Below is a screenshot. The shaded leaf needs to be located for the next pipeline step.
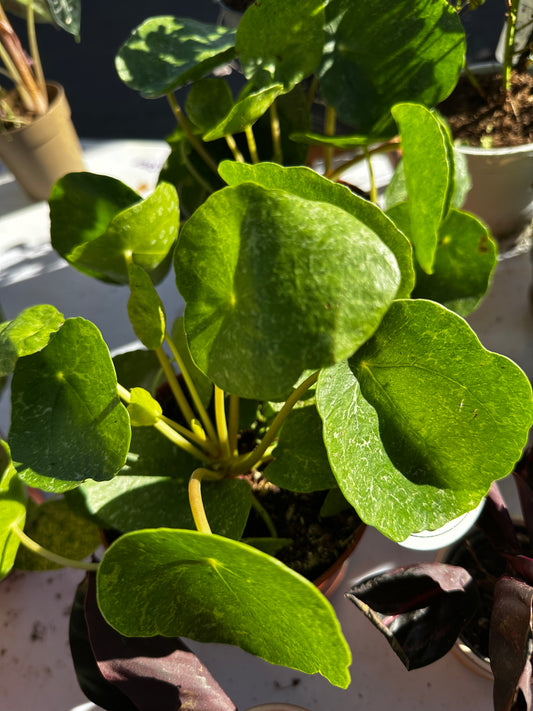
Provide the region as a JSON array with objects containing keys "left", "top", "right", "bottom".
[
  {"left": 127, "top": 264, "right": 166, "bottom": 350},
  {"left": 98, "top": 529, "right": 352, "bottom": 688},
  {"left": 346, "top": 562, "right": 478, "bottom": 669},
  {"left": 10, "top": 318, "right": 131, "bottom": 492},
  {"left": 186, "top": 78, "right": 234, "bottom": 132},
  {"left": 203, "top": 83, "right": 283, "bottom": 141},
  {"left": 116, "top": 17, "right": 237, "bottom": 98},
  {"left": 113, "top": 349, "right": 162, "bottom": 394},
  {"left": 170, "top": 317, "right": 213, "bottom": 409},
  {"left": 175, "top": 181, "right": 400, "bottom": 399}
]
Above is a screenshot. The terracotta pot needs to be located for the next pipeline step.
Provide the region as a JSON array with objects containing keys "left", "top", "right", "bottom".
[
  {"left": 0, "top": 82, "right": 85, "bottom": 201},
  {"left": 448, "top": 63, "right": 533, "bottom": 241}
]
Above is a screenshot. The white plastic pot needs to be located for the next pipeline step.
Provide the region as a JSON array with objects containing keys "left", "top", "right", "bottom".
[{"left": 452, "top": 63, "right": 533, "bottom": 240}]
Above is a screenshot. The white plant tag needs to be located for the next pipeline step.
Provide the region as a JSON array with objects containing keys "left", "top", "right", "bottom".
[{"left": 496, "top": 0, "right": 533, "bottom": 64}]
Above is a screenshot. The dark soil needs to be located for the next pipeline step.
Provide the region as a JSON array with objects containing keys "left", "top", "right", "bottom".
[
  {"left": 243, "top": 473, "right": 361, "bottom": 582},
  {"left": 439, "top": 69, "right": 533, "bottom": 147}
]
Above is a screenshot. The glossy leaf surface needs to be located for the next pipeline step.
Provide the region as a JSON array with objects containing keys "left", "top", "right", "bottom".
[
  {"left": 10, "top": 319, "right": 131, "bottom": 491},
  {"left": 127, "top": 388, "right": 162, "bottom": 427},
  {"left": 218, "top": 160, "right": 414, "bottom": 297},
  {"left": 127, "top": 264, "right": 166, "bottom": 350},
  {"left": 319, "top": 0, "right": 465, "bottom": 136},
  {"left": 50, "top": 174, "right": 178, "bottom": 284},
  {"left": 175, "top": 182, "right": 400, "bottom": 399},
  {"left": 317, "top": 300, "right": 533, "bottom": 541},
  {"left": 0, "top": 442, "right": 26, "bottom": 580},
  {"left": 0, "top": 304, "right": 64, "bottom": 377},
  {"left": 116, "top": 17, "right": 237, "bottom": 98},
  {"left": 236, "top": 0, "right": 325, "bottom": 91},
  {"left": 98, "top": 529, "right": 351, "bottom": 688}
]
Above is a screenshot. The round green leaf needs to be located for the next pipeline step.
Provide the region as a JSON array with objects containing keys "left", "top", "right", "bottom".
[
  {"left": 50, "top": 174, "right": 179, "bottom": 284},
  {"left": 15, "top": 498, "right": 100, "bottom": 571},
  {"left": 218, "top": 160, "right": 414, "bottom": 297},
  {"left": 318, "top": 0, "right": 465, "bottom": 136},
  {"left": 317, "top": 301, "right": 533, "bottom": 541},
  {"left": 97, "top": 529, "right": 351, "bottom": 688},
  {"left": 203, "top": 83, "right": 283, "bottom": 141},
  {"left": 0, "top": 304, "right": 64, "bottom": 377},
  {"left": 235, "top": 0, "right": 325, "bottom": 91},
  {"left": 0, "top": 441, "right": 27, "bottom": 580},
  {"left": 175, "top": 182, "right": 400, "bottom": 399},
  {"left": 127, "top": 264, "right": 166, "bottom": 350},
  {"left": 185, "top": 78, "right": 234, "bottom": 133},
  {"left": 10, "top": 318, "right": 131, "bottom": 491},
  {"left": 116, "top": 17, "right": 237, "bottom": 98}
]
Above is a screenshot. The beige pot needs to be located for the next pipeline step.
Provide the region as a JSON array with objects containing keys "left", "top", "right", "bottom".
[{"left": 0, "top": 82, "right": 85, "bottom": 201}]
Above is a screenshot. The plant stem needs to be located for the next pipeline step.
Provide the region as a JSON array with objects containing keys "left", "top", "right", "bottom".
[
  {"left": 189, "top": 468, "right": 222, "bottom": 534},
  {"left": 364, "top": 147, "right": 377, "bottom": 203},
  {"left": 26, "top": 0, "right": 45, "bottom": 100},
  {"left": 214, "top": 386, "right": 232, "bottom": 459},
  {"left": 225, "top": 133, "right": 245, "bottom": 162},
  {"left": 155, "top": 346, "right": 198, "bottom": 432},
  {"left": 269, "top": 102, "right": 283, "bottom": 163},
  {"left": 325, "top": 139, "right": 399, "bottom": 182},
  {"left": 232, "top": 370, "right": 320, "bottom": 475},
  {"left": 158, "top": 413, "right": 218, "bottom": 453},
  {"left": 250, "top": 493, "right": 278, "bottom": 537},
  {"left": 245, "top": 124, "right": 259, "bottom": 163},
  {"left": 165, "top": 332, "right": 218, "bottom": 443},
  {"left": 503, "top": 0, "right": 520, "bottom": 92},
  {"left": 228, "top": 394, "right": 240, "bottom": 455},
  {"left": 166, "top": 92, "right": 219, "bottom": 175},
  {"left": 306, "top": 75, "right": 319, "bottom": 109},
  {"left": 12, "top": 525, "right": 99, "bottom": 571},
  {"left": 324, "top": 106, "right": 336, "bottom": 175},
  {"left": 117, "top": 383, "right": 207, "bottom": 461},
  {"left": 179, "top": 141, "right": 216, "bottom": 194}
]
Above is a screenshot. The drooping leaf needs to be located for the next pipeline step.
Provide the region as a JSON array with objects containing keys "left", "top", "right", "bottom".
[
  {"left": 388, "top": 205, "right": 497, "bottom": 316},
  {"left": 346, "top": 563, "right": 479, "bottom": 669},
  {"left": 391, "top": 103, "right": 454, "bottom": 274},
  {"left": 0, "top": 441, "right": 26, "bottom": 580},
  {"left": 71, "top": 573, "right": 238, "bottom": 711},
  {"left": 265, "top": 405, "right": 336, "bottom": 492},
  {"left": 45, "top": 0, "right": 81, "bottom": 35},
  {"left": 50, "top": 174, "right": 179, "bottom": 284},
  {"left": 186, "top": 78, "right": 235, "bottom": 133},
  {"left": 115, "top": 17, "right": 237, "bottom": 98},
  {"left": 10, "top": 318, "right": 131, "bottom": 492},
  {"left": 318, "top": 0, "right": 465, "bottom": 136},
  {"left": 0, "top": 304, "right": 64, "bottom": 377},
  {"left": 218, "top": 160, "right": 414, "bottom": 297},
  {"left": 15, "top": 497, "right": 100, "bottom": 570},
  {"left": 491, "top": 577, "right": 533, "bottom": 711},
  {"left": 289, "top": 130, "right": 392, "bottom": 150},
  {"left": 316, "top": 300, "right": 533, "bottom": 541},
  {"left": 97, "top": 529, "right": 351, "bottom": 688},
  {"left": 175, "top": 181, "right": 400, "bottom": 399},
  {"left": 127, "top": 264, "right": 166, "bottom": 350},
  {"left": 235, "top": 0, "right": 325, "bottom": 91},
  {"left": 127, "top": 388, "right": 163, "bottom": 427}
]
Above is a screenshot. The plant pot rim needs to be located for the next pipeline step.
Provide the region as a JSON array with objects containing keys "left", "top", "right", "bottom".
[
  {"left": 454, "top": 61, "right": 533, "bottom": 156},
  {"left": 2, "top": 81, "right": 64, "bottom": 138}
]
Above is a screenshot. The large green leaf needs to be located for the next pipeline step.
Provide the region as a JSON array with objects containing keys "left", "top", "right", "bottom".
[
  {"left": 175, "top": 182, "right": 400, "bottom": 400},
  {"left": 50, "top": 174, "right": 179, "bottom": 284},
  {"left": 391, "top": 103, "right": 454, "bottom": 274},
  {"left": 316, "top": 300, "right": 533, "bottom": 541},
  {"left": 0, "top": 441, "right": 26, "bottom": 580},
  {"left": 0, "top": 304, "right": 64, "bottom": 377},
  {"left": 219, "top": 160, "right": 413, "bottom": 298},
  {"left": 265, "top": 405, "right": 336, "bottom": 492},
  {"left": 70, "top": 474, "right": 251, "bottom": 540},
  {"left": 389, "top": 205, "right": 497, "bottom": 317},
  {"left": 15, "top": 498, "right": 100, "bottom": 570},
  {"left": 97, "top": 529, "right": 351, "bottom": 687},
  {"left": 318, "top": 0, "right": 465, "bottom": 136},
  {"left": 127, "top": 264, "right": 166, "bottom": 350},
  {"left": 9, "top": 318, "right": 131, "bottom": 492},
  {"left": 235, "top": 0, "right": 325, "bottom": 91},
  {"left": 115, "top": 17, "right": 237, "bottom": 98}
]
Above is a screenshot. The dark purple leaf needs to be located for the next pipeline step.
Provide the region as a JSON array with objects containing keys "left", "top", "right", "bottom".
[
  {"left": 514, "top": 448, "right": 533, "bottom": 547},
  {"left": 477, "top": 483, "right": 519, "bottom": 554},
  {"left": 346, "top": 563, "right": 478, "bottom": 670},
  {"left": 490, "top": 577, "right": 533, "bottom": 711},
  {"left": 506, "top": 555, "right": 533, "bottom": 587},
  {"left": 73, "top": 572, "right": 237, "bottom": 711}
]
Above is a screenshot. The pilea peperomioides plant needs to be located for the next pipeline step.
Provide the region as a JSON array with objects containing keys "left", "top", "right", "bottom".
[{"left": 1, "top": 1, "right": 533, "bottom": 707}]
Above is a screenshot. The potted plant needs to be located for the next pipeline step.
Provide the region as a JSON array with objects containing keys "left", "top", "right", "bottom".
[
  {"left": 1, "top": 0, "right": 532, "bottom": 708},
  {"left": 346, "top": 449, "right": 533, "bottom": 711},
  {"left": 0, "top": 0, "right": 84, "bottom": 200},
  {"left": 437, "top": 0, "right": 533, "bottom": 240}
]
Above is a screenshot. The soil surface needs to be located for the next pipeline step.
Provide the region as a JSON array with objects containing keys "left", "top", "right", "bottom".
[{"left": 439, "top": 69, "right": 533, "bottom": 147}]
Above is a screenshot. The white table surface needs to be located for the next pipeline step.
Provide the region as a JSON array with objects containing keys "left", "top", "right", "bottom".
[{"left": 1, "top": 140, "right": 532, "bottom": 711}]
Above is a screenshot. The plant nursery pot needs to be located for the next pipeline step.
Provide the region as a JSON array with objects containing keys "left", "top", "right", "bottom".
[
  {"left": 0, "top": 82, "right": 85, "bottom": 201},
  {"left": 440, "top": 63, "right": 533, "bottom": 241}
]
